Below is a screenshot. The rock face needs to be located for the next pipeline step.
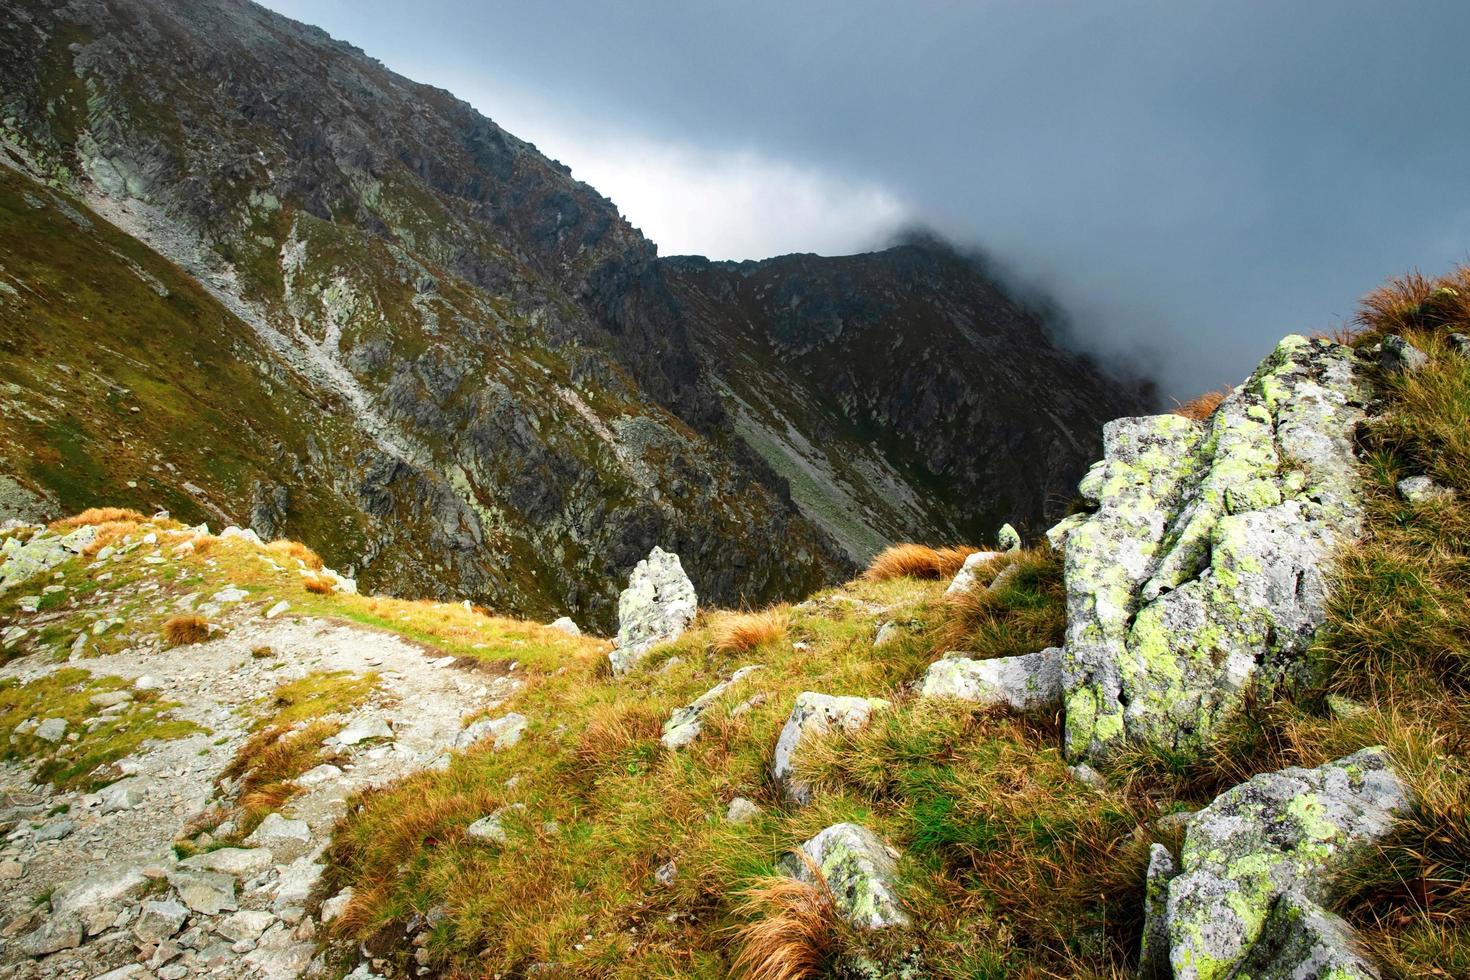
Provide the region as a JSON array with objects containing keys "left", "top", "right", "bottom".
[
  {"left": 610, "top": 548, "right": 698, "bottom": 674},
  {"left": 1058, "top": 336, "right": 1371, "bottom": 763},
  {"left": 1232, "top": 892, "right": 1381, "bottom": 980},
  {"left": 779, "top": 823, "right": 910, "bottom": 929},
  {"left": 917, "top": 648, "right": 1062, "bottom": 711},
  {"left": 772, "top": 693, "right": 888, "bottom": 803},
  {"left": 1157, "top": 748, "right": 1409, "bottom": 980},
  {"left": 663, "top": 242, "right": 1152, "bottom": 562},
  {"left": 0, "top": 527, "right": 96, "bottom": 593}
]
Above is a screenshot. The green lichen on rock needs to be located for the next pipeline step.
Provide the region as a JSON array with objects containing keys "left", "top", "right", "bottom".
[
  {"left": 1165, "top": 748, "right": 1408, "bottom": 980},
  {"left": 1055, "top": 336, "right": 1371, "bottom": 762},
  {"left": 779, "top": 822, "right": 910, "bottom": 930}
]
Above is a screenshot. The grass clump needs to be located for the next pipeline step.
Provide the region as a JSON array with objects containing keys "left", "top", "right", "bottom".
[
  {"left": 939, "top": 547, "right": 1066, "bottom": 659},
  {"left": 161, "top": 614, "right": 210, "bottom": 647},
  {"left": 731, "top": 871, "right": 841, "bottom": 980},
  {"left": 863, "top": 543, "right": 977, "bottom": 583},
  {"left": 262, "top": 670, "right": 378, "bottom": 727},
  {"left": 1171, "top": 386, "right": 1232, "bottom": 421},
  {"left": 302, "top": 574, "right": 334, "bottom": 595},
  {"left": 48, "top": 507, "right": 148, "bottom": 531},
  {"left": 266, "top": 538, "right": 323, "bottom": 570},
  {"left": 712, "top": 607, "right": 790, "bottom": 654}
]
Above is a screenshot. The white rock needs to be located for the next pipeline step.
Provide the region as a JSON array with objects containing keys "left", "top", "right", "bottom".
[
  {"left": 296, "top": 764, "right": 344, "bottom": 787},
  {"left": 330, "top": 716, "right": 392, "bottom": 747},
  {"left": 944, "top": 551, "right": 1002, "bottom": 595},
  {"left": 220, "top": 526, "right": 264, "bottom": 546},
  {"left": 245, "top": 814, "right": 312, "bottom": 862},
  {"left": 133, "top": 899, "right": 188, "bottom": 944},
  {"left": 264, "top": 600, "right": 290, "bottom": 619},
  {"left": 319, "top": 887, "right": 354, "bottom": 925},
  {"left": 134, "top": 674, "right": 161, "bottom": 691},
  {"left": 218, "top": 909, "right": 276, "bottom": 943},
  {"left": 465, "top": 804, "right": 526, "bottom": 845},
  {"left": 167, "top": 868, "right": 238, "bottom": 915},
  {"left": 181, "top": 847, "right": 275, "bottom": 877},
  {"left": 917, "top": 648, "right": 1063, "bottom": 712},
  {"left": 548, "top": 616, "right": 581, "bottom": 636},
  {"left": 453, "top": 712, "right": 527, "bottom": 751},
  {"left": 773, "top": 692, "right": 888, "bottom": 803},
  {"left": 660, "top": 665, "right": 763, "bottom": 750},
  {"left": 609, "top": 547, "right": 697, "bottom": 674},
  {"left": 98, "top": 778, "right": 147, "bottom": 814},
  {"left": 725, "top": 797, "right": 761, "bottom": 825},
  {"left": 34, "top": 717, "right": 67, "bottom": 743},
  {"left": 1397, "top": 474, "right": 1451, "bottom": 504}
]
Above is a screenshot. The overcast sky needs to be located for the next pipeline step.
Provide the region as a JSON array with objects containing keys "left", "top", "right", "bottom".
[{"left": 262, "top": 0, "right": 1470, "bottom": 396}]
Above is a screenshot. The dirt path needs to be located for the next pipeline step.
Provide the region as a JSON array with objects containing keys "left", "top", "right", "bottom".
[{"left": 0, "top": 611, "right": 521, "bottom": 979}]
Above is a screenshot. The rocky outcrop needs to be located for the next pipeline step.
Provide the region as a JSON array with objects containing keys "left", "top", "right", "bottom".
[
  {"left": 1150, "top": 747, "right": 1409, "bottom": 980},
  {"left": 916, "top": 648, "right": 1062, "bottom": 711},
  {"left": 610, "top": 548, "right": 698, "bottom": 674},
  {"left": 1231, "top": 892, "right": 1381, "bottom": 979},
  {"left": 0, "top": 526, "right": 96, "bottom": 593},
  {"left": 1058, "top": 336, "right": 1371, "bottom": 763},
  {"left": 778, "top": 823, "right": 910, "bottom": 929},
  {"left": 943, "top": 551, "right": 1002, "bottom": 596},
  {"left": 773, "top": 693, "right": 888, "bottom": 803}
]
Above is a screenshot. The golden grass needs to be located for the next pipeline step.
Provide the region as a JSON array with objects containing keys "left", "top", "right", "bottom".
[
  {"left": 302, "top": 574, "right": 334, "bottom": 595},
  {"left": 712, "top": 607, "right": 790, "bottom": 654},
  {"left": 49, "top": 507, "right": 147, "bottom": 531},
  {"left": 161, "top": 614, "right": 209, "bottom": 647},
  {"left": 266, "top": 538, "right": 323, "bottom": 570},
  {"left": 938, "top": 547, "right": 1067, "bottom": 659},
  {"left": 731, "top": 868, "right": 840, "bottom": 980},
  {"left": 79, "top": 520, "right": 141, "bottom": 558},
  {"left": 223, "top": 719, "right": 339, "bottom": 831},
  {"left": 862, "top": 543, "right": 978, "bottom": 582},
  {"left": 1171, "top": 386, "right": 1232, "bottom": 421}
]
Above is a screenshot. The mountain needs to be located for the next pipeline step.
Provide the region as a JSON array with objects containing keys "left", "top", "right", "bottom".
[
  {"left": 0, "top": 0, "right": 1145, "bottom": 627},
  {"left": 665, "top": 241, "right": 1151, "bottom": 559}
]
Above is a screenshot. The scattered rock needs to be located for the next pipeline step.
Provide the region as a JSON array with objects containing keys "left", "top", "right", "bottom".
[
  {"left": 133, "top": 898, "right": 188, "bottom": 944},
  {"left": 725, "top": 797, "right": 761, "bottom": 825},
  {"left": 167, "top": 867, "right": 239, "bottom": 915},
  {"left": 34, "top": 818, "right": 75, "bottom": 841},
  {"left": 1164, "top": 747, "right": 1409, "bottom": 979},
  {"left": 1397, "top": 474, "right": 1451, "bottom": 504},
  {"left": 654, "top": 860, "right": 677, "bottom": 887},
  {"left": 609, "top": 547, "right": 698, "bottom": 674},
  {"left": 661, "top": 665, "right": 763, "bottom": 750},
  {"left": 180, "top": 847, "right": 275, "bottom": 877},
  {"left": 453, "top": 712, "right": 528, "bottom": 751},
  {"left": 244, "top": 813, "right": 312, "bottom": 862},
  {"left": 20, "top": 914, "right": 85, "bottom": 957},
  {"left": 1381, "top": 333, "right": 1428, "bottom": 373},
  {"left": 1068, "top": 763, "right": 1107, "bottom": 790},
  {"left": 872, "top": 621, "right": 899, "bottom": 647},
  {"left": 98, "top": 778, "right": 147, "bottom": 814},
  {"left": 917, "top": 648, "right": 1062, "bottom": 712},
  {"left": 34, "top": 717, "right": 68, "bottom": 743},
  {"left": 944, "top": 551, "right": 1002, "bottom": 596},
  {"left": 217, "top": 909, "right": 276, "bottom": 943},
  {"left": 0, "top": 859, "right": 24, "bottom": 880},
  {"left": 1448, "top": 332, "right": 1470, "bottom": 358},
  {"left": 548, "top": 616, "right": 581, "bottom": 636},
  {"left": 320, "top": 887, "right": 354, "bottom": 924},
  {"left": 773, "top": 693, "right": 888, "bottom": 803},
  {"left": 296, "top": 763, "right": 344, "bottom": 787},
  {"left": 330, "top": 716, "right": 393, "bottom": 747},
  {"left": 264, "top": 600, "right": 290, "bottom": 619},
  {"left": 997, "top": 523, "right": 1022, "bottom": 552},
  {"left": 465, "top": 804, "right": 526, "bottom": 845},
  {"left": 779, "top": 823, "right": 910, "bottom": 929}
]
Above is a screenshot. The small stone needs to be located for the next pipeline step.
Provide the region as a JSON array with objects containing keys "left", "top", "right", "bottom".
[
  {"left": 547, "top": 616, "right": 581, "bottom": 637},
  {"left": 453, "top": 712, "right": 527, "bottom": 751},
  {"left": 0, "top": 859, "right": 23, "bottom": 879},
  {"left": 89, "top": 691, "right": 133, "bottom": 708},
  {"left": 319, "top": 887, "right": 354, "bottom": 924},
  {"left": 1381, "top": 333, "right": 1428, "bottom": 373},
  {"left": 872, "top": 622, "right": 899, "bottom": 648},
  {"left": 217, "top": 909, "right": 276, "bottom": 943},
  {"left": 180, "top": 847, "right": 275, "bottom": 877},
  {"left": 264, "top": 600, "right": 290, "bottom": 619},
  {"left": 1068, "top": 763, "right": 1107, "bottom": 790},
  {"left": 1138, "top": 844, "right": 1176, "bottom": 979},
  {"left": 944, "top": 551, "right": 1002, "bottom": 595},
  {"left": 133, "top": 899, "right": 188, "bottom": 944},
  {"left": 20, "top": 914, "right": 85, "bottom": 956},
  {"left": 245, "top": 813, "right": 312, "bottom": 862},
  {"left": 917, "top": 648, "right": 1062, "bottom": 712},
  {"left": 99, "top": 778, "right": 147, "bottom": 814},
  {"left": 654, "top": 860, "right": 677, "bottom": 887},
  {"left": 34, "top": 718, "right": 67, "bottom": 743},
  {"left": 1448, "top": 332, "right": 1470, "bottom": 358},
  {"left": 330, "top": 716, "right": 392, "bottom": 747},
  {"left": 167, "top": 868, "right": 238, "bottom": 915},
  {"left": 135, "top": 675, "right": 160, "bottom": 691},
  {"left": 1397, "top": 474, "right": 1451, "bottom": 504},
  {"left": 465, "top": 804, "right": 525, "bottom": 844},
  {"left": 725, "top": 797, "right": 761, "bottom": 825},
  {"left": 997, "top": 523, "right": 1022, "bottom": 551},
  {"left": 34, "top": 818, "right": 75, "bottom": 841},
  {"left": 296, "top": 763, "right": 343, "bottom": 786}
]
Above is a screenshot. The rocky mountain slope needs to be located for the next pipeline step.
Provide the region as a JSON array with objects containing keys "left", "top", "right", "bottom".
[
  {"left": 665, "top": 241, "right": 1149, "bottom": 559},
  {"left": 0, "top": 271, "right": 1466, "bottom": 978},
  {"left": 0, "top": 0, "right": 1143, "bottom": 626}
]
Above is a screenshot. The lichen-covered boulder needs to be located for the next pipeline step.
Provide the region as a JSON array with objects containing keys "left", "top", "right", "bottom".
[
  {"left": 1233, "top": 892, "right": 1381, "bottom": 979},
  {"left": 997, "top": 523, "right": 1022, "bottom": 552},
  {"left": 609, "top": 547, "right": 698, "bottom": 675},
  {"left": 773, "top": 692, "right": 888, "bottom": 803},
  {"left": 1165, "top": 747, "right": 1408, "bottom": 980},
  {"left": 1139, "top": 843, "right": 1176, "bottom": 980},
  {"left": 1380, "top": 333, "right": 1427, "bottom": 374},
  {"left": 779, "top": 823, "right": 910, "bottom": 929},
  {"left": 1059, "top": 336, "right": 1369, "bottom": 763},
  {"left": 661, "top": 664, "right": 762, "bottom": 749},
  {"left": 0, "top": 526, "right": 96, "bottom": 593},
  {"left": 916, "top": 648, "right": 1061, "bottom": 712},
  {"left": 944, "top": 551, "right": 1001, "bottom": 595}
]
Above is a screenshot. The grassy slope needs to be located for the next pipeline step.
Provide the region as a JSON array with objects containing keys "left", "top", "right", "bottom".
[{"left": 2, "top": 268, "right": 1467, "bottom": 978}]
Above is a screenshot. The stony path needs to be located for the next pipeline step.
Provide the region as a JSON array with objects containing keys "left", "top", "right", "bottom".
[{"left": 0, "top": 612, "right": 520, "bottom": 979}]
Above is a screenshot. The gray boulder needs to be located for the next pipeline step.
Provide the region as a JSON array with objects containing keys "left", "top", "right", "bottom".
[
  {"left": 1397, "top": 475, "right": 1451, "bottom": 504},
  {"left": 609, "top": 547, "right": 698, "bottom": 674},
  {"left": 779, "top": 823, "right": 909, "bottom": 929},
  {"left": 1165, "top": 747, "right": 1408, "bottom": 980},
  {"left": 997, "top": 523, "right": 1022, "bottom": 552},
  {"left": 244, "top": 813, "right": 312, "bottom": 862},
  {"left": 1139, "top": 844, "right": 1176, "bottom": 979},
  {"left": 548, "top": 616, "right": 581, "bottom": 637},
  {"left": 1058, "top": 336, "right": 1369, "bottom": 763},
  {"left": 180, "top": 847, "right": 273, "bottom": 877},
  {"left": 944, "top": 551, "right": 1001, "bottom": 596},
  {"left": 773, "top": 693, "right": 888, "bottom": 803},
  {"left": 167, "top": 868, "right": 238, "bottom": 915},
  {"left": 20, "top": 914, "right": 85, "bottom": 957},
  {"left": 133, "top": 899, "right": 188, "bottom": 944},
  {"left": 661, "top": 665, "right": 762, "bottom": 749},
  {"left": 916, "top": 648, "right": 1062, "bottom": 712}
]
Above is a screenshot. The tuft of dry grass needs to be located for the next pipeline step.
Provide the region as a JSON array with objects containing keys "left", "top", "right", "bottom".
[
  {"left": 302, "top": 575, "right": 334, "bottom": 595},
  {"left": 713, "top": 608, "right": 790, "bottom": 654},
  {"left": 266, "top": 538, "right": 323, "bottom": 570},
  {"left": 80, "top": 520, "right": 141, "bottom": 558},
  {"left": 161, "top": 614, "right": 210, "bottom": 647},
  {"left": 49, "top": 507, "right": 147, "bottom": 531},
  {"left": 1171, "top": 386, "right": 1232, "bottom": 421},
  {"left": 938, "top": 547, "right": 1067, "bottom": 659},
  {"left": 863, "top": 544, "right": 978, "bottom": 583},
  {"left": 223, "top": 719, "right": 339, "bottom": 831},
  {"left": 731, "top": 868, "right": 841, "bottom": 980}
]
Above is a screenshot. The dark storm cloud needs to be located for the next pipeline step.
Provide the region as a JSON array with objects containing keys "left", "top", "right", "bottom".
[{"left": 262, "top": 0, "right": 1470, "bottom": 396}]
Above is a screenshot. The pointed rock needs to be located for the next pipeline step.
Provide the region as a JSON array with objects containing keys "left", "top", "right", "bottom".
[{"left": 609, "top": 547, "right": 697, "bottom": 675}]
